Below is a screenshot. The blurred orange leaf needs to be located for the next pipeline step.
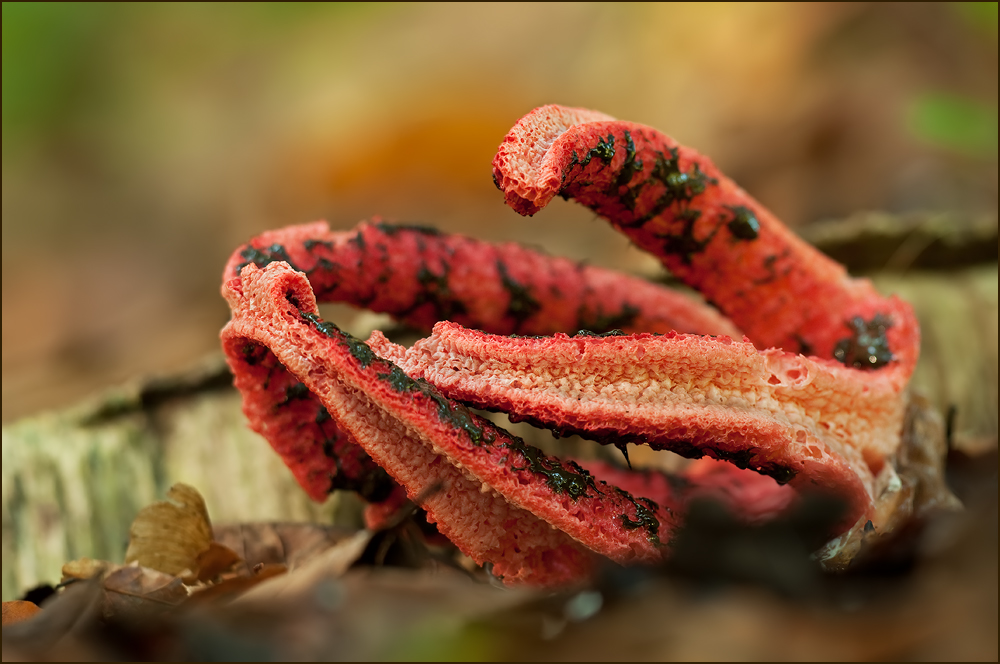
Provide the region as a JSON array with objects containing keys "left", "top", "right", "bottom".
[
  {"left": 2, "top": 600, "right": 41, "bottom": 626},
  {"left": 194, "top": 541, "right": 242, "bottom": 583}
]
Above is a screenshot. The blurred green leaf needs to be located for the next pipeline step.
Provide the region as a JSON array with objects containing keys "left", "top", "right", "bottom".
[
  {"left": 379, "top": 618, "right": 498, "bottom": 662},
  {"left": 1, "top": 3, "right": 382, "bottom": 150},
  {"left": 245, "top": 2, "right": 376, "bottom": 24},
  {"left": 1, "top": 2, "right": 117, "bottom": 141},
  {"left": 906, "top": 92, "right": 999, "bottom": 157},
  {"left": 954, "top": 2, "right": 999, "bottom": 39}
]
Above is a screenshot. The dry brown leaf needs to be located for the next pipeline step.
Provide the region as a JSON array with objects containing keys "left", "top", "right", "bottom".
[
  {"left": 101, "top": 564, "right": 189, "bottom": 620},
  {"left": 125, "top": 483, "right": 213, "bottom": 580},
  {"left": 0, "top": 578, "right": 104, "bottom": 659},
  {"left": 187, "top": 563, "right": 288, "bottom": 605},
  {"left": 194, "top": 542, "right": 242, "bottom": 583},
  {"left": 212, "top": 522, "right": 357, "bottom": 573},
  {"left": 61, "top": 557, "right": 121, "bottom": 583},
  {"left": 2, "top": 600, "right": 41, "bottom": 625},
  {"left": 252, "top": 563, "right": 289, "bottom": 579},
  {"left": 232, "top": 529, "right": 372, "bottom": 605}
]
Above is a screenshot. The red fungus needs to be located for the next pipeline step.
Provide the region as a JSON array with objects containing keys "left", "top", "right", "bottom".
[
  {"left": 493, "top": 105, "right": 919, "bottom": 464},
  {"left": 377, "top": 321, "right": 876, "bottom": 531},
  {"left": 223, "top": 220, "right": 738, "bottom": 338},
  {"left": 220, "top": 105, "right": 921, "bottom": 586},
  {"left": 223, "top": 262, "right": 691, "bottom": 584}
]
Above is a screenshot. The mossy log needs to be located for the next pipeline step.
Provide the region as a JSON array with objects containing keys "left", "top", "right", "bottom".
[{"left": 1, "top": 357, "right": 364, "bottom": 601}]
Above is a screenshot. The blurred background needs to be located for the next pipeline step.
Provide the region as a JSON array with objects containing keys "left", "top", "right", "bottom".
[{"left": 3, "top": 2, "right": 998, "bottom": 422}]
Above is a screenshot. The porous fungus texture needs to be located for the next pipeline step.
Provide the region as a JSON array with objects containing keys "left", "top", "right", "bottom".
[{"left": 382, "top": 321, "right": 879, "bottom": 527}]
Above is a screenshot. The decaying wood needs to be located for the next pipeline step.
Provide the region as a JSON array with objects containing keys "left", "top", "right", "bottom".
[
  {"left": 1, "top": 356, "right": 362, "bottom": 601},
  {"left": 800, "top": 210, "right": 998, "bottom": 272}
]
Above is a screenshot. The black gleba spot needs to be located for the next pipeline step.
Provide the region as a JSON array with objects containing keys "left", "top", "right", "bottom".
[
  {"left": 617, "top": 488, "right": 662, "bottom": 546},
  {"left": 725, "top": 205, "right": 760, "bottom": 240},
  {"left": 496, "top": 260, "right": 541, "bottom": 327},
  {"left": 236, "top": 243, "right": 300, "bottom": 274},
  {"left": 508, "top": 443, "right": 600, "bottom": 500},
  {"left": 833, "top": 314, "right": 894, "bottom": 370}
]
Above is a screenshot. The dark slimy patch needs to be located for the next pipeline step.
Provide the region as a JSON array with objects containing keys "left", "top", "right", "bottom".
[
  {"left": 323, "top": 433, "right": 396, "bottom": 501},
  {"left": 373, "top": 222, "right": 444, "bottom": 237},
  {"left": 574, "top": 329, "right": 627, "bottom": 338},
  {"left": 350, "top": 467, "right": 396, "bottom": 503},
  {"left": 241, "top": 342, "right": 269, "bottom": 367},
  {"left": 752, "top": 249, "right": 791, "bottom": 287},
  {"left": 725, "top": 206, "right": 760, "bottom": 240},
  {"left": 833, "top": 314, "right": 894, "bottom": 370},
  {"left": 650, "top": 148, "right": 717, "bottom": 204},
  {"left": 583, "top": 303, "right": 640, "bottom": 333},
  {"left": 380, "top": 366, "right": 499, "bottom": 448},
  {"left": 236, "top": 243, "right": 301, "bottom": 274},
  {"left": 428, "top": 388, "right": 496, "bottom": 446},
  {"left": 615, "top": 441, "right": 632, "bottom": 469},
  {"left": 709, "top": 446, "right": 755, "bottom": 470},
  {"left": 278, "top": 382, "right": 311, "bottom": 407},
  {"left": 614, "top": 131, "right": 644, "bottom": 193},
  {"left": 496, "top": 260, "right": 541, "bottom": 327},
  {"left": 662, "top": 439, "right": 706, "bottom": 461},
  {"left": 755, "top": 462, "right": 797, "bottom": 485},
  {"left": 310, "top": 257, "right": 338, "bottom": 277},
  {"left": 299, "top": 305, "right": 501, "bottom": 449},
  {"left": 237, "top": 332, "right": 397, "bottom": 504},
  {"left": 619, "top": 147, "right": 720, "bottom": 230},
  {"left": 558, "top": 133, "right": 616, "bottom": 191},
  {"left": 342, "top": 335, "right": 379, "bottom": 369},
  {"left": 793, "top": 335, "right": 814, "bottom": 357},
  {"left": 299, "top": 310, "right": 341, "bottom": 338},
  {"left": 348, "top": 231, "right": 367, "bottom": 251},
  {"left": 616, "top": 488, "right": 662, "bottom": 545},
  {"left": 316, "top": 407, "right": 332, "bottom": 425},
  {"left": 378, "top": 365, "right": 418, "bottom": 394},
  {"left": 655, "top": 208, "right": 719, "bottom": 265},
  {"left": 304, "top": 239, "right": 334, "bottom": 252},
  {"left": 579, "top": 132, "right": 616, "bottom": 168},
  {"left": 559, "top": 152, "right": 580, "bottom": 190},
  {"left": 667, "top": 442, "right": 771, "bottom": 478},
  {"left": 298, "top": 310, "right": 380, "bottom": 369},
  {"left": 507, "top": 442, "right": 601, "bottom": 500},
  {"left": 410, "top": 264, "right": 468, "bottom": 321}
]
